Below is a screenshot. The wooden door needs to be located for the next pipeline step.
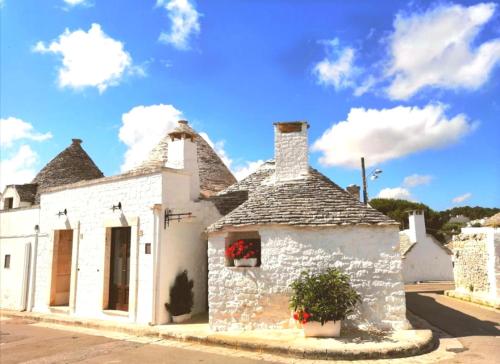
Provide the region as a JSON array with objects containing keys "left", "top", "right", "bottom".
[
  {"left": 50, "top": 230, "right": 73, "bottom": 306},
  {"left": 108, "top": 227, "right": 131, "bottom": 311}
]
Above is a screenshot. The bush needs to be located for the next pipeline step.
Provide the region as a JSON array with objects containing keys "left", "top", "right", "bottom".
[
  {"left": 165, "top": 270, "right": 194, "bottom": 316},
  {"left": 289, "top": 268, "right": 361, "bottom": 325}
]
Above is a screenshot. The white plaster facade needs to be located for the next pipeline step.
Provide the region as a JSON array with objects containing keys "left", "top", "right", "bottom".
[
  {"left": 1, "top": 127, "right": 222, "bottom": 325},
  {"left": 274, "top": 122, "right": 309, "bottom": 182},
  {"left": 0, "top": 207, "right": 40, "bottom": 310},
  {"left": 400, "top": 212, "right": 454, "bottom": 283},
  {"left": 208, "top": 225, "right": 407, "bottom": 331}
]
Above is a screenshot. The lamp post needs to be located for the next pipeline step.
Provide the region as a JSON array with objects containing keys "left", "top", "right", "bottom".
[{"left": 361, "top": 157, "right": 383, "bottom": 205}]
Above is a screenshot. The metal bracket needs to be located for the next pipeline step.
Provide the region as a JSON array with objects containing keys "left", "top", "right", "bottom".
[
  {"left": 111, "top": 202, "right": 122, "bottom": 212},
  {"left": 57, "top": 209, "right": 67, "bottom": 217},
  {"left": 164, "top": 209, "right": 193, "bottom": 228}
]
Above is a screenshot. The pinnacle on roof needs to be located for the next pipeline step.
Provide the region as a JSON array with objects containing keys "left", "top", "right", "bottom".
[{"left": 168, "top": 120, "right": 197, "bottom": 141}]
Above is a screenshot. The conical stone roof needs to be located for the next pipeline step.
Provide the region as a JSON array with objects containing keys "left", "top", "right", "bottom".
[
  {"left": 131, "top": 122, "right": 236, "bottom": 196},
  {"left": 32, "top": 139, "right": 104, "bottom": 202}
]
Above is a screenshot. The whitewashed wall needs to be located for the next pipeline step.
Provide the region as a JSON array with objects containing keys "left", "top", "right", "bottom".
[
  {"left": 156, "top": 171, "right": 221, "bottom": 324},
  {"left": 208, "top": 225, "right": 407, "bottom": 331},
  {"left": 0, "top": 207, "right": 40, "bottom": 310},
  {"left": 401, "top": 232, "right": 453, "bottom": 283},
  {"left": 35, "top": 173, "right": 162, "bottom": 323}
]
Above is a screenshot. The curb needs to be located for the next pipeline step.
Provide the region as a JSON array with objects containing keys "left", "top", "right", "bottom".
[
  {"left": 1, "top": 310, "right": 436, "bottom": 360},
  {"left": 444, "top": 290, "right": 500, "bottom": 309}
]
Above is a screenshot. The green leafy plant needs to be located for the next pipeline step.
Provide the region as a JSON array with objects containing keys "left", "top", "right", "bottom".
[
  {"left": 289, "top": 268, "right": 361, "bottom": 325},
  {"left": 165, "top": 270, "right": 194, "bottom": 317}
]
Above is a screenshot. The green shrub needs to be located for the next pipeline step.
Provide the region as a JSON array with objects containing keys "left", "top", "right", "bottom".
[
  {"left": 289, "top": 268, "right": 361, "bottom": 325},
  {"left": 165, "top": 270, "right": 194, "bottom": 316}
]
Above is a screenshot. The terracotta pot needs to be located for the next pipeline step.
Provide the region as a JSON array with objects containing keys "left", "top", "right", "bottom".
[
  {"left": 172, "top": 313, "right": 192, "bottom": 323},
  {"left": 234, "top": 258, "right": 258, "bottom": 267},
  {"left": 303, "top": 320, "right": 341, "bottom": 337}
]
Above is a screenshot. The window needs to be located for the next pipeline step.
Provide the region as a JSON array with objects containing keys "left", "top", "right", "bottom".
[
  {"left": 225, "top": 231, "right": 261, "bottom": 267},
  {"left": 4, "top": 255, "right": 11, "bottom": 269},
  {"left": 4, "top": 198, "right": 14, "bottom": 210}
]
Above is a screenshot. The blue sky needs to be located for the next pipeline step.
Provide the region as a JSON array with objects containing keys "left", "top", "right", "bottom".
[{"left": 1, "top": 0, "right": 499, "bottom": 211}]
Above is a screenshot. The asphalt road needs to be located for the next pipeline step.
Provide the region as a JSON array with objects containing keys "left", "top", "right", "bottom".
[
  {"left": 0, "top": 318, "right": 278, "bottom": 364},
  {"left": 405, "top": 283, "right": 500, "bottom": 364}
]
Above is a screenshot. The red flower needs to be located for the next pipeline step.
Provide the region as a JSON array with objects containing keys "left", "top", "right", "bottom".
[
  {"left": 293, "top": 312, "right": 299, "bottom": 321},
  {"left": 225, "top": 240, "right": 259, "bottom": 260}
]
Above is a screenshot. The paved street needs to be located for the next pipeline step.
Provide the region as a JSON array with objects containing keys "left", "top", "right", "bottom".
[
  {"left": 406, "top": 283, "right": 500, "bottom": 364},
  {"left": 1, "top": 284, "right": 498, "bottom": 364}
]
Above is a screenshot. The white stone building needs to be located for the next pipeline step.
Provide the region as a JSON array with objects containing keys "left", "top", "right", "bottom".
[
  {"left": 399, "top": 211, "right": 454, "bottom": 283},
  {"left": 206, "top": 122, "right": 408, "bottom": 332},
  {"left": 0, "top": 121, "right": 236, "bottom": 324}
]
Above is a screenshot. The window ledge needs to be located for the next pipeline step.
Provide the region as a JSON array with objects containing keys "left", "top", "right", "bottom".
[{"left": 102, "top": 309, "right": 129, "bottom": 317}]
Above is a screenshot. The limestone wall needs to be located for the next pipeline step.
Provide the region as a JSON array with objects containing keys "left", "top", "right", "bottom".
[
  {"left": 208, "top": 225, "right": 407, "bottom": 331},
  {"left": 452, "top": 227, "right": 498, "bottom": 300}
]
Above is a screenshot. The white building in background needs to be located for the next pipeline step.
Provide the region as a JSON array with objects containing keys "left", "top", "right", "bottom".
[
  {"left": 399, "top": 211, "right": 454, "bottom": 283},
  {"left": 207, "top": 122, "right": 408, "bottom": 332}
]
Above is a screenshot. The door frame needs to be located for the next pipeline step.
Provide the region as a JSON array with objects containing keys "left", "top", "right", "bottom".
[
  {"left": 102, "top": 215, "right": 139, "bottom": 321},
  {"left": 47, "top": 219, "right": 80, "bottom": 314}
]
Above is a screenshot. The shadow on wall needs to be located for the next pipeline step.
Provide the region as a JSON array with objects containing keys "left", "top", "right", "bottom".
[{"left": 405, "top": 292, "right": 500, "bottom": 338}]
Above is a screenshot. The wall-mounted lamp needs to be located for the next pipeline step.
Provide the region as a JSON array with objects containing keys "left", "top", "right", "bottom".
[
  {"left": 57, "top": 209, "right": 67, "bottom": 217},
  {"left": 111, "top": 202, "right": 122, "bottom": 212},
  {"left": 34, "top": 224, "right": 40, "bottom": 233}
]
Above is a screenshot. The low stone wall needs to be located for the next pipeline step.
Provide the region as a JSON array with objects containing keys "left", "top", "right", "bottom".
[{"left": 451, "top": 233, "right": 490, "bottom": 294}]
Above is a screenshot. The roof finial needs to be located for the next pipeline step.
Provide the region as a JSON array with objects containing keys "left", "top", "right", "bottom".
[{"left": 72, "top": 138, "right": 82, "bottom": 145}]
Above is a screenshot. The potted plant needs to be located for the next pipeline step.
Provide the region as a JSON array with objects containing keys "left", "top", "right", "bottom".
[
  {"left": 165, "top": 270, "right": 194, "bottom": 323},
  {"left": 225, "top": 239, "right": 258, "bottom": 267},
  {"left": 289, "top": 268, "right": 361, "bottom": 337}
]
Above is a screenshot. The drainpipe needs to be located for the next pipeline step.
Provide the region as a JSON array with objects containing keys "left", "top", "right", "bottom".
[
  {"left": 20, "top": 242, "right": 31, "bottom": 311},
  {"left": 27, "top": 225, "right": 39, "bottom": 311},
  {"left": 151, "top": 204, "right": 162, "bottom": 325}
]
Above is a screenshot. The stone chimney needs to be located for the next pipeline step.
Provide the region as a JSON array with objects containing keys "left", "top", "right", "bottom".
[
  {"left": 166, "top": 120, "right": 200, "bottom": 199},
  {"left": 346, "top": 184, "right": 361, "bottom": 201},
  {"left": 274, "top": 121, "right": 309, "bottom": 182},
  {"left": 408, "top": 210, "right": 426, "bottom": 243}
]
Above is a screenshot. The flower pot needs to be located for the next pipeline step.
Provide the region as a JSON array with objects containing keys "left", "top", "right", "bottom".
[
  {"left": 234, "top": 258, "right": 257, "bottom": 267},
  {"left": 171, "top": 313, "right": 192, "bottom": 323},
  {"left": 303, "top": 320, "right": 341, "bottom": 337}
]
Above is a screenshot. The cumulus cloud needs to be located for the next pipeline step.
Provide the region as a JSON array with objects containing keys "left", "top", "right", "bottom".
[
  {"left": 34, "top": 23, "right": 141, "bottom": 93},
  {"left": 313, "top": 39, "right": 358, "bottom": 91},
  {"left": 0, "top": 145, "right": 38, "bottom": 191},
  {"left": 63, "top": 0, "right": 90, "bottom": 7},
  {"left": 403, "top": 174, "right": 433, "bottom": 188},
  {"left": 158, "top": 0, "right": 200, "bottom": 50},
  {"left": 377, "top": 187, "right": 413, "bottom": 201},
  {"left": 233, "top": 160, "right": 265, "bottom": 181},
  {"left": 452, "top": 192, "right": 472, "bottom": 204},
  {"left": 312, "top": 104, "right": 474, "bottom": 169},
  {"left": 386, "top": 2, "right": 500, "bottom": 99},
  {"left": 0, "top": 117, "right": 52, "bottom": 148},
  {"left": 119, "top": 104, "right": 183, "bottom": 171}
]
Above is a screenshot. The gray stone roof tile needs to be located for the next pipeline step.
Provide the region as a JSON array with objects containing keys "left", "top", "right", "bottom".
[{"left": 208, "top": 162, "right": 397, "bottom": 232}]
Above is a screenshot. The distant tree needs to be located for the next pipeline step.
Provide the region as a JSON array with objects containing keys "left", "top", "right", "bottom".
[{"left": 440, "top": 206, "right": 500, "bottom": 221}]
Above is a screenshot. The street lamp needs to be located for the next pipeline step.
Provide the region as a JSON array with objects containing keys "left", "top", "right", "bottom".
[{"left": 361, "top": 157, "right": 383, "bottom": 205}]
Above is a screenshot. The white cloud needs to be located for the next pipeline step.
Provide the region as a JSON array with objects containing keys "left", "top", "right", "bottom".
[
  {"left": 0, "top": 145, "right": 38, "bottom": 191},
  {"left": 313, "top": 39, "right": 358, "bottom": 90},
  {"left": 386, "top": 2, "right": 500, "bottom": 99},
  {"left": 199, "top": 132, "right": 232, "bottom": 169},
  {"left": 119, "top": 104, "right": 183, "bottom": 171},
  {"left": 233, "top": 160, "right": 264, "bottom": 181},
  {"left": 377, "top": 187, "right": 413, "bottom": 201},
  {"left": 34, "top": 23, "right": 141, "bottom": 93},
  {"left": 452, "top": 192, "right": 472, "bottom": 204},
  {"left": 0, "top": 117, "right": 52, "bottom": 148},
  {"left": 312, "top": 104, "right": 474, "bottom": 169},
  {"left": 158, "top": 0, "right": 200, "bottom": 50},
  {"left": 63, "top": 0, "right": 89, "bottom": 7},
  {"left": 403, "top": 174, "right": 433, "bottom": 188}
]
